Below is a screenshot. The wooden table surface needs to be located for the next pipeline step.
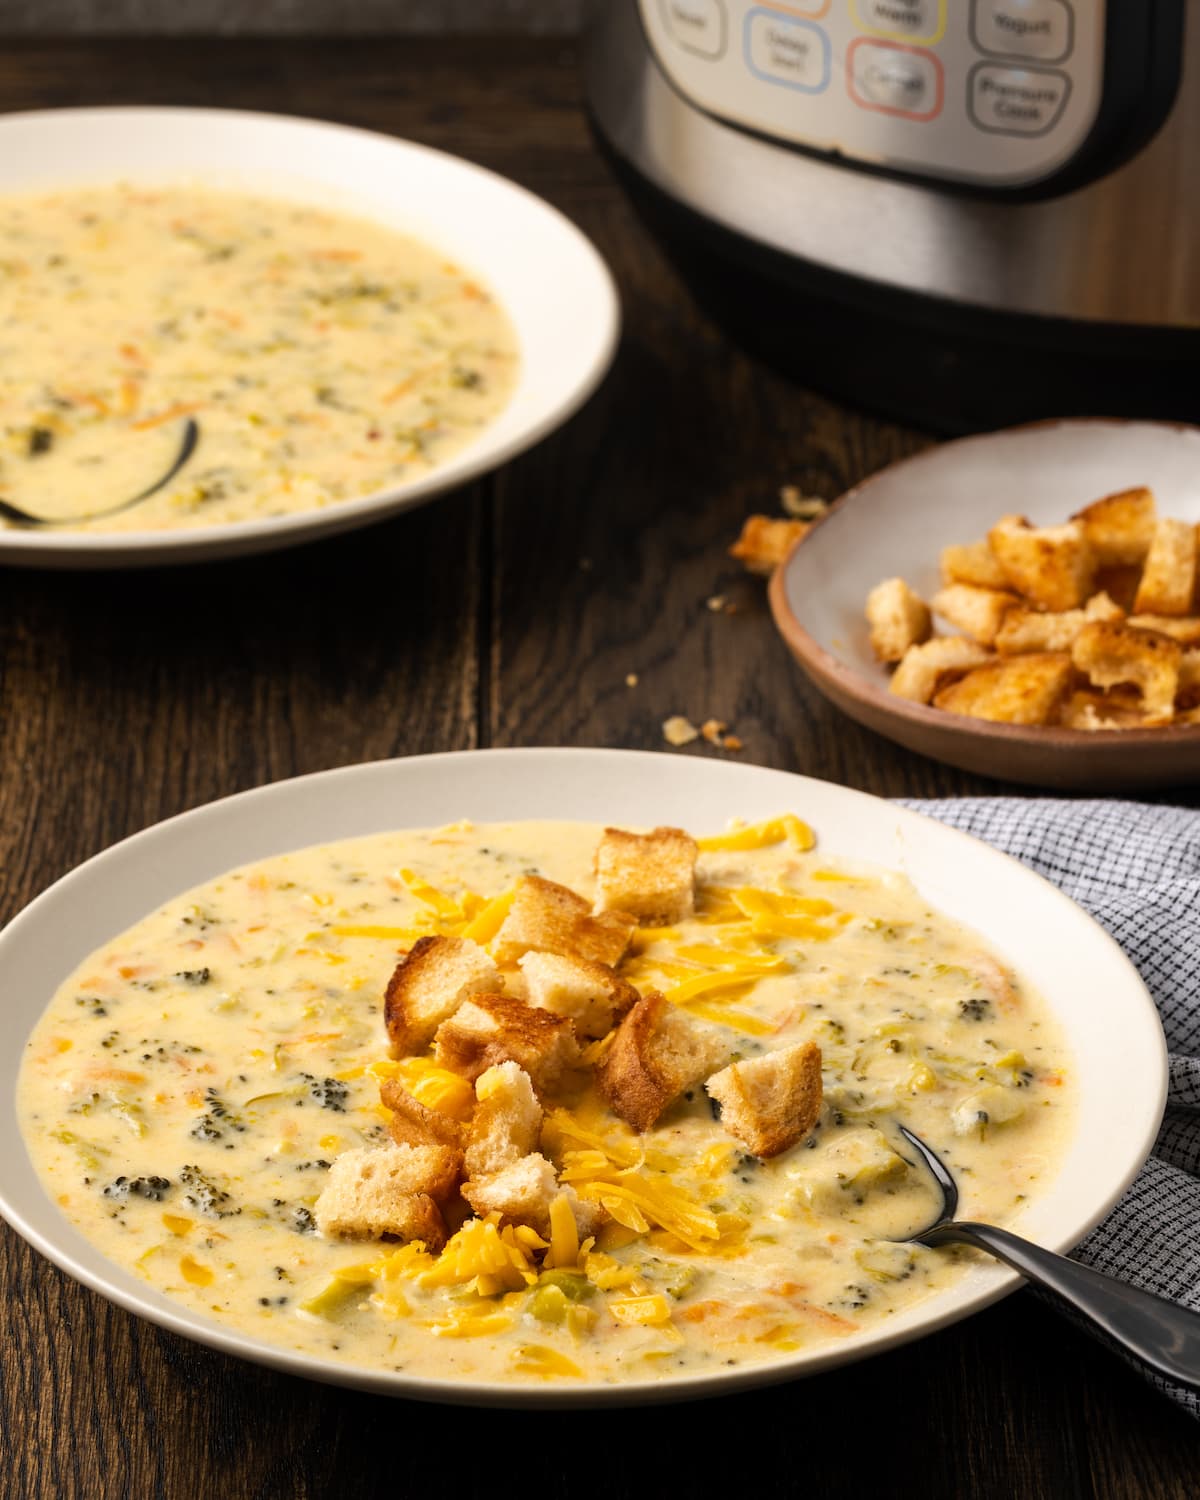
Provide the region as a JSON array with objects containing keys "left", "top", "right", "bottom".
[{"left": 0, "top": 36, "right": 1195, "bottom": 1499}]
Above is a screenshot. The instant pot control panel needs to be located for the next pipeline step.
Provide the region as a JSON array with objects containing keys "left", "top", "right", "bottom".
[{"left": 640, "top": 1, "right": 1163, "bottom": 190}]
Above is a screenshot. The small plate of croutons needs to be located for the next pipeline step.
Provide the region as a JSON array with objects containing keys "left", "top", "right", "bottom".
[{"left": 768, "top": 419, "right": 1200, "bottom": 790}]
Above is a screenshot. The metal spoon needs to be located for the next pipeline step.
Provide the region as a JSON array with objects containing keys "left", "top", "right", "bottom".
[
  {"left": 0, "top": 417, "right": 200, "bottom": 527},
  {"left": 896, "top": 1124, "right": 1200, "bottom": 1390}
]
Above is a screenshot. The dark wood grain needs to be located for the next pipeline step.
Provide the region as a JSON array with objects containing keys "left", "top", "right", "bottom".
[{"left": 0, "top": 36, "right": 1195, "bottom": 1500}]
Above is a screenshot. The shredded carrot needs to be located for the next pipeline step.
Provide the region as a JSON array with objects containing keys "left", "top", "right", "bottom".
[
  {"left": 131, "top": 402, "right": 203, "bottom": 431},
  {"left": 64, "top": 389, "right": 111, "bottom": 416}
]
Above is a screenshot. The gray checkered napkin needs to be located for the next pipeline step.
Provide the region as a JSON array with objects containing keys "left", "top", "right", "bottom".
[{"left": 899, "top": 798, "right": 1200, "bottom": 1418}]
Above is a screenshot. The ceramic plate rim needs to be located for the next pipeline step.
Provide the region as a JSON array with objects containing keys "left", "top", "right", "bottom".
[
  {"left": 768, "top": 418, "right": 1200, "bottom": 762},
  {"left": 0, "top": 106, "right": 620, "bottom": 569},
  {"left": 0, "top": 748, "right": 1167, "bottom": 1407}
]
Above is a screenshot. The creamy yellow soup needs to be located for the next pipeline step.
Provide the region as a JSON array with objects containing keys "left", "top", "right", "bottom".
[
  {"left": 18, "top": 818, "right": 1073, "bottom": 1389},
  {"left": 0, "top": 184, "right": 518, "bottom": 530}
]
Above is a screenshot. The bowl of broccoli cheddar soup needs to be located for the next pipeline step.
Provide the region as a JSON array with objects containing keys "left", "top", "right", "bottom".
[
  {"left": 0, "top": 108, "right": 618, "bottom": 569},
  {"left": 0, "top": 751, "right": 1165, "bottom": 1407}
]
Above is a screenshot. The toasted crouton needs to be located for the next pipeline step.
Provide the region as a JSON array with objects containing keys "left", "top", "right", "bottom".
[
  {"left": 939, "top": 539, "right": 1010, "bottom": 591},
  {"left": 1072, "top": 620, "right": 1182, "bottom": 718},
  {"left": 729, "top": 515, "right": 810, "bottom": 575},
  {"left": 461, "top": 1154, "right": 600, "bottom": 1236},
  {"left": 593, "top": 825, "right": 699, "bottom": 925},
  {"left": 596, "top": 991, "right": 728, "bottom": 1132},
  {"left": 1178, "top": 649, "right": 1200, "bottom": 709},
  {"left": 930, "top": 583, "right": 1019, "bottom": 646},
  {"left": 705, "top": 1041, "right": 823, "bottom": 1159},
  {"left": 461, "top": 1152, "right": 559, "bottom": 1227},
  {"left": 492, "top": 875, "right": 636, "bottom": 967},
  {"left": 379, "top": 1078, "right": 466, "bottom": 1151},
  {"left": 1132, "top": 518, "right": 1197, "bottom": 616},
  {"left": 384, "top": 934, "right": 500, "bottom": 1057},
  {"left": 865, "top": 577, "right": 932, "bottom": 663},
  {"left": 518, "top": 950, "right": 639, "bottom": 1040},
  {"left": 434, "top": 993, "right": 580, "bottom": 1095},
  {"left": 1073, "top": 486, "right": 1157, "bottom": 566},
  {"left": 313, "top": 1144, "right": 460, "bottom": 1245},
  {"left": 988, "top": 514, "right": 1095, "bottom": 611},
  {"left": 932, "top": 652, "right": 1074, "bottom": 726},
  {"left": 888, "top": 636, "right": 992, "bottom": 704},
  {"left": 994, "top": 590, "right": 1123, "bottom": 655},
  {"left": 1060, "top": 688, "right": 1159, "bottom": 731},
  {"left": 464, "top": 1061, "right": 542, "bottom": 1179},
  {"left": 1127, "top": 614, "right": 1200, "bottom": 647}
]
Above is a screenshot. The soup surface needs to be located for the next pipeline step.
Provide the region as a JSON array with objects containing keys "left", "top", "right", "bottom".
[
  {"left": 0, "top": 183, "right": 518, "bottom": 530},
  {"left": 19, "top": 817, "right": 1074, "bottom": 1389}
]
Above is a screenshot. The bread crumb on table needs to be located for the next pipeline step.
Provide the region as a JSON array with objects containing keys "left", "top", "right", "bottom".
[
  {"left": 662, "top": 715, "right": 700, "bottom": 746},
  {"left": 729, "top": 515, "right": 811, "bottom": 575},
  {"left": 779, "top": 487, "right": 831, "bottom": 521}
]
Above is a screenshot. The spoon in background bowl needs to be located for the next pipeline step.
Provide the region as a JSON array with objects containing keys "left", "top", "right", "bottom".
[
  {"left": 896, "top": 1123, "right": 1200, "bottom": 1390},
  {"left": 0, "top": 417, "right": 200, "bottom": 528}
]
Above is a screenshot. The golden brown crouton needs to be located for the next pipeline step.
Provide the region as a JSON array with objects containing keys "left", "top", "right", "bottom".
[
  {"left": 1178, "top": 649, "right": 1200, "bottom": 709},
  {"left": 930, "top": 583, "right": 1019, "bottom": 646},
  {"left": 1072, "top": 620, "right": 1182, "bottom": 719},
  {"left": 313, "top": 1144, "right": 460, "bottom": 1245},
  {"left": 939, "top": 540, "right": 1010, "bottom": 591},
  {"left": 518, "top": 950, "right": 639, "bottom": 1040},
  {"left": 705, "top": 1041, "right": 823, "bottom": 1159},
  {"left": 888, "top": 636, "right": 992, "bottom": 704},
  {"left": 384, "top": 934, "right": 500, "bottom": 1058},
  {"left": 593, "top": 825, "right": 699, "bottom": 925},
  {"left": 434, "top": 992, "right": 580, "bottom": 1095},
  {"left": 1060, "top": 688, "right": 1159, "bottom": 732},
  {"left": 596, "top": 991, "right": 728, "bottom": 1133},
  {"left": 380, "top": 1078, "right": 466, "bottom": 1151},
  {"left": 729, "top": 515, "right": 810, "bottom": 575},
  {"left": 865, "top": 577, "right": 932, "bottom": 663},
  {"left": 492, "top": 874, "right": 636, "bottom": 967},
  {"left": 988, "top": 514, "right": 1095, "bottom": 611},
  {"left": 1127, "top": 614, "right": 1200, "bottom": 647},
  {"left": 1073, "top": 486, "right": 1157, "bottom": 566},
  {"left": 994, "top": 591, "right": 1123, "bottom": 656},
  {"left": 464, "top": 1061, "right": 542, "bottom": 1180},
  {"left": 1132, "top": 518, "right": 1197, "bottom": 616},
  {"left": 932, "top": 652, "right": 1074, "bottom": 726}
]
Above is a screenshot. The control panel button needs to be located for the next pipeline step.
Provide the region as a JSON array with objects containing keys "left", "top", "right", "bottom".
[
  {"left": 972, "top": 0, "right": 1073, "bottom": 63},
  {"left": 657, "top": 0, "right": 727, "bottom": 59},
  {"left": 850, "top": 0, "right": 946, "bottom": 46},
  {"left": 968, "top": 62, "right": 1071, "bottom": 135},
  {"left": 745, "top": 9, "right": 832, "bottom": 93},
  {"left": 848, "top": 38, "right": 943, "bottom": 119}
]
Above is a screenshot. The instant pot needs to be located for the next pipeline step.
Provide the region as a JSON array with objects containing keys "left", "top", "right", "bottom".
[{"left": 583, "top": 1, "right": 1197, "bottom": 432}]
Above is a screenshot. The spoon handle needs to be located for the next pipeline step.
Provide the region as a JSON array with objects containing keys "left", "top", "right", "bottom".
[{"left": 922, "top": 1221, "right": 1200, "bottom": 1389}]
